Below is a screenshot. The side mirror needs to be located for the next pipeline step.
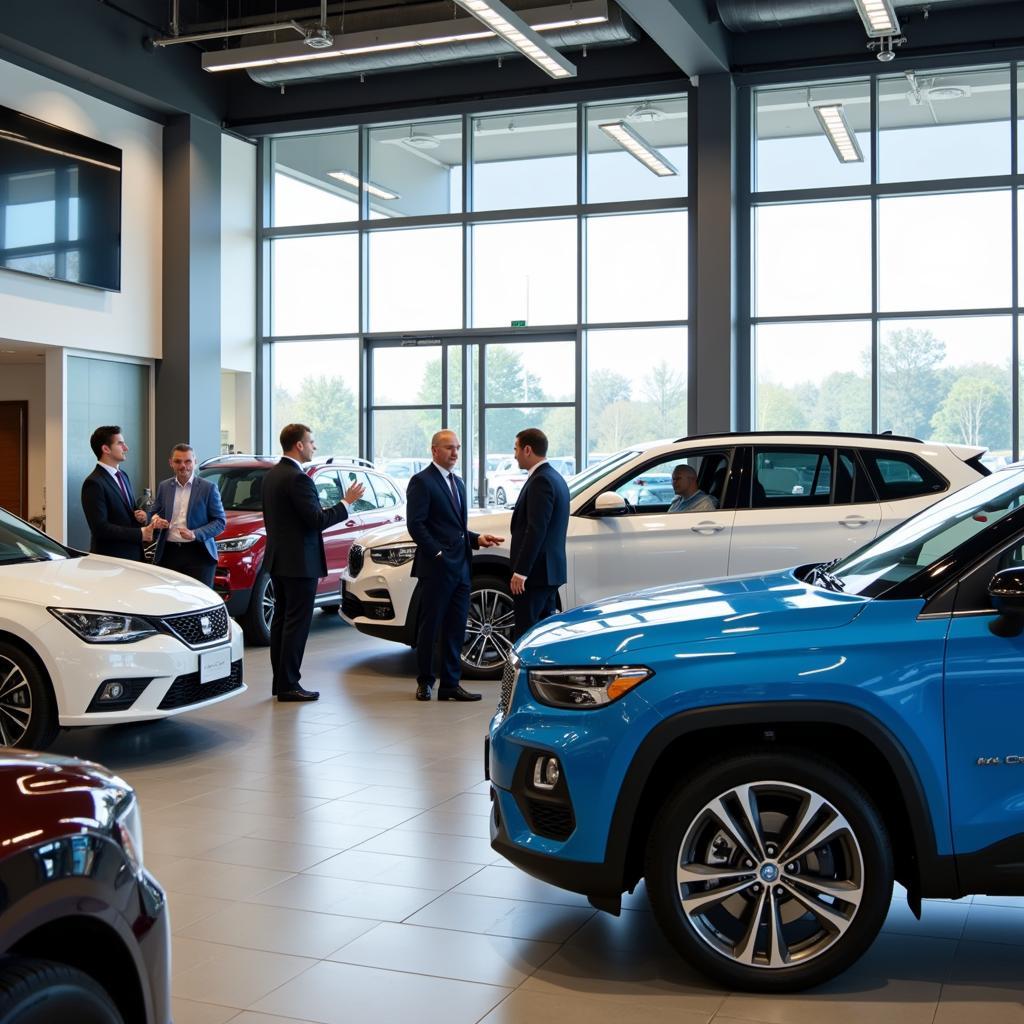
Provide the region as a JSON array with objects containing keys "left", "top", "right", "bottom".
[
  {"left": 988, "top": 568, "right": 1024, "bottom": 637},
  {"left": 592, "top": 492, "right": 628, "bottom": 517}
]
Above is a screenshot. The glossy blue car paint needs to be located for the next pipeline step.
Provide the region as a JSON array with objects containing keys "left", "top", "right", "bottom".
[{"left": 489, "top": 569, "right": 959, "bottom": 868}]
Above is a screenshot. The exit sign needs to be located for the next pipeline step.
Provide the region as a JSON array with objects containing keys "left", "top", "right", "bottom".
[{"left": 511, "top": 320, "right": 527, "bottom": 327}]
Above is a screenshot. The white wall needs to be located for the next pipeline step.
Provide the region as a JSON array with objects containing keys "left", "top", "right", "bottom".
[
  {"left": 0, "top": 58, "right": 163, "bottom": 359},
  {"left": 0, "top": 362, "right": 46, "bottom": 521},
  {"left": 221, "top": 134, "right": 256, "bottom": 374}
]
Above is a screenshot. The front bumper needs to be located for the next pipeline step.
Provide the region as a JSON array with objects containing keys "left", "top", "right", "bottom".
[{"left": 340, "top": 562, "right": 419, "bottom": 645}]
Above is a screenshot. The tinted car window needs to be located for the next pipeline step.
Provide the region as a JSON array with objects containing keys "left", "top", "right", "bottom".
[
  {"left": 835, "top": 449, "right": 877, "bottom": 505},
  {"left": 613, "top": 451, "right": 728, "bottom": 513},
  {"left": 199, "top": 466, "right": 268, "bottom": 511},
  {"left": 338, "top": 470, "right": 377, "bottom": 512},
  {"left": 313, "top": 469, "right": 343, "bottom": 508},
  {"left": 861, "top": 449, "right": 946, "bottom": 500},
  {"left": 368, "top": 474, "right": 401, "bottom": 508},
  {"left": 752, "top": 448, "right": 833, "bottom": 508}
]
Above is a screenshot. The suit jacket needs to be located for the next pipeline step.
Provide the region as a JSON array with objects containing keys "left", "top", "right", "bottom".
[
  {"left": 150, "top": 475, "right": 226, "bottom": 564},
  {"left": 510, "top": 462, "right": 570, "bottom": 589},
  {"left": 407, "top": 465, "right": 480, "bottom": 579},
  {"left": 81, "top": 465, "right": 145, "bottom": 561},
  {"left": 261, "top": 457, "right": 350, "bottom": 579}
]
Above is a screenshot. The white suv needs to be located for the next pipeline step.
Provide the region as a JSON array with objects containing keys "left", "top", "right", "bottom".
[{"left": 341, "top": 433, "right": 987, "bottom": 679}]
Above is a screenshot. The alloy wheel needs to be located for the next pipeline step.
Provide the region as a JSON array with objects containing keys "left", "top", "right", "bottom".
[
  {"left": 463, "top": 587, "right": 515, "bottom": 671},
  {"left": 0, "top": 655, "right": 33, "bottom": 747},
  {"left": 261, "top": 577, "right": 276, "bottom": 632},
  {"left": 676, "top": 779, "right": 865, "bottom": 970}
]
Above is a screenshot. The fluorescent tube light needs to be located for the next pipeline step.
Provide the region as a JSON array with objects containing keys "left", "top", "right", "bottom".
[
  {"left": 853, "top": 0, "right": 900, "bottom": 37},
  {"left": 813, "top": 104, "right": 864, "bottom": 163},
  {"left": 597, "top": 121, "right": 677, "bottom": 177},
  {"left": 452, "top": 0, "right": 575, "bottom": 78},
  {"left": 327, "top": 170, "right": 400, "bottom": 200}
]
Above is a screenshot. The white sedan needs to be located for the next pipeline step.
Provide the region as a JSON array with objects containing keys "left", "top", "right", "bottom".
[
  {"left": 0, "top": 508, "right": 245, "bottom": 748},
  {"left": 341, "top": 432, "right": 987, "bottom": 679}
]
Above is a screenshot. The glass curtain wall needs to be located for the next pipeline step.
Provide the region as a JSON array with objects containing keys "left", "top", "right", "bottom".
[
  {"left": 750, "top": 65, "right": 1020, "bottom": 463},
  {"left": 260, "top": 93, "right": 689, "bottom": 504}
]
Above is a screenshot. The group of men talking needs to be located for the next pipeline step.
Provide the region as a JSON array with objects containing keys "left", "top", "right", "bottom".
[{"left": 79, "top": 421, "right": 713, "bottom": 707}]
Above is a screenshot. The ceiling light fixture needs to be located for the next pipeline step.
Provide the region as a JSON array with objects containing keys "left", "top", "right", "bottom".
[
  {"left": 201, "top": 2, "right": 603, "bottom": 73},
  {"left": 598, "top": 121, "right": 677, "bottom": 177},
  {"left": 327, "top": 170, "right": 400, "bottom": 200},
  {"left": 853, "top": 0, "right": 901, "bottom": 37},
  {"left": 813, "top": 104, "right": 864, "bottom": 163},
  {"left": 627, "top": 101, "right": 666, "bottom": 123},
  {"left": 404, "top": 126, "right": 440, "bottom": 150}
]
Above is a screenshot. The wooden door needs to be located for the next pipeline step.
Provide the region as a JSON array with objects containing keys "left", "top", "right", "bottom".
[{"left": 0, "top": 402, "right": 28, "bottom": 518}]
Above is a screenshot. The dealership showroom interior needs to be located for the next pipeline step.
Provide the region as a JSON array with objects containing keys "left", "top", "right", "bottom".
[{"left": 6, "top": 0, "right": 1024, "bottom": 1021}]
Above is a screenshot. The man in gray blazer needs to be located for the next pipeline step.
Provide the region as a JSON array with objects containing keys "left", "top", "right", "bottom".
[{"left": 148, "top": 444, "right": 226, "bottom": 587}]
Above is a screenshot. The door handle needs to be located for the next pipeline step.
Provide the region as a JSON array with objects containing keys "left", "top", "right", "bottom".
[
  {"left": 840, "top": 516, "right": 869, "bottom": 528},
  {"left": 345, "top": 519, "right": 357, "bottom": 527},
  {"left": 691, "top": 521, "right": 725, "bottom": 535}
]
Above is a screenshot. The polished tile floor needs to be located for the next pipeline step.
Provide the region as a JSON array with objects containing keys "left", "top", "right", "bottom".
[{"left": 53, "top": 615, "right": 1024, "bottom": 1024}]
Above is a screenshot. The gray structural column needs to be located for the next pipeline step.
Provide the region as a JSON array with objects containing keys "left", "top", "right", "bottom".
[
  {"left": 159, "top": 114, "right": 221, "bottom": 464},
  {"left": 691, "top": 73, "right": 737, "bottom": 434}
]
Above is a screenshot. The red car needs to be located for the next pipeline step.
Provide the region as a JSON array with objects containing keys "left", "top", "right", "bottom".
[
  {"left": 198, "top": 456, "right": 406, "bottom": 644},
  {"left": 0, "top": 751, "right": 170, "bottom": 1023}
]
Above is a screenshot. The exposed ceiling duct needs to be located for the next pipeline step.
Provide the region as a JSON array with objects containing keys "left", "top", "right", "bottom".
[
  {"left": 238, "top": 1, "right": 638, "bottom": 87},
  {"left": 714, "top": 0, "right": 1019, "bottom": 33}
]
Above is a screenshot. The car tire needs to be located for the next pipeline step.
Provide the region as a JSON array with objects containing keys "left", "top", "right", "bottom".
[
  {"left": 0, "top": 958, "right": 124, "bottom": 1024},
  {"left": 461, "top": 574, "right": 515, "bottom": 680},
  {"left": 495, "top": 487, "right": 507, "bottom": 505},
  {"left": 0, "top": 642, "right": 58, "bottom": 750},
  {"left": 241, "top": 570, "right": 274, "bottom": 646},
  {"left": 644, "top": 750, "right": 893, "bottom": 992}
]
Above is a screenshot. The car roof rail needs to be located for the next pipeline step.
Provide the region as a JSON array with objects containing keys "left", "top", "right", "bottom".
[
  {"left": 305, "top": 455, "right": 376, "bottom": 469},
  {"left": 198, "top": 453, "right": 278, "bottom": 467},
  {"left": 671, "top": 430, "right": 923, "bottom": 444}
]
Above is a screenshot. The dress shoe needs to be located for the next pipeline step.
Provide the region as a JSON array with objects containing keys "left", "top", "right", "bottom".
[
  {"left": 437, "top": 685, "right": 481, "bottom": 702},
  {"left": 415, "top": 683, "right": 432, "bottom": 702},
  {"left": 277, "top": 688, "right": 319, "bottom": 702}
]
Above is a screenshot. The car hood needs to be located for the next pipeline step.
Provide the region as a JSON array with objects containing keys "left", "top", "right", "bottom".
[
  {"left": 356, "top": 508, "right": 513, "bottom": 549},
  {"left": 517, "top": 570, "right": 869, "bottom": 661},
  {"left": 221, "top": 510, "right": 266, "bottom": 535},
  {"left": 0, "top": 555, "right": 222, "bottom": 614}
]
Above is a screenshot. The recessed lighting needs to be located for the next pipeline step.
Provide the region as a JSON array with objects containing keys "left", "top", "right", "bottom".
[{"left": 627, "top": 101, "right": 665, "bottom": 124}]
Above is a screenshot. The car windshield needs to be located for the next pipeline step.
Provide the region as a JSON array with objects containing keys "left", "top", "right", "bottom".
[
  {"left": 568, "top": 449, "right": 641, "bottom": 500},
  {"left": 199, "top": 465, "right": 270, "bottom": 512},
  {"left": 823, "top": 466, "right": 1024, "bottom": 597},
  {"left": 0, "top": 508, "right": 71, "bottom": 565}
]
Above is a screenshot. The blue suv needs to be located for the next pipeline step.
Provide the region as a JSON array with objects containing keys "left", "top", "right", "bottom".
[{"left": 487, "top": 463, "right": 1024, "bottom": 991}]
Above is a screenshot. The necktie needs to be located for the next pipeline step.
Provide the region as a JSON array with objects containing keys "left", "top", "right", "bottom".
[
  {"left": 115, "top": 471, "right": 131, "bottom": 508},
  {"left": 447, "top": 472, "right": 461, "bottom": 514}
]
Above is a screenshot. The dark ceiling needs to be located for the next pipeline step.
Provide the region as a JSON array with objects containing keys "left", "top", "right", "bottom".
[{"left": 0, "top": 0, "right": 1022, "bottom": 134}]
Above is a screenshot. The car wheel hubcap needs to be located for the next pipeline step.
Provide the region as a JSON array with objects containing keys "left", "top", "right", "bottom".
[
  {"left": 464, "top": 588, "right": 514, "bottom": 670},
  {"left": 676, "top": 780, "right": 864, "bottom": 970},
  {"left": 262, "top": 579, "right": 276, "bottom": 630},
  {"left": 0, "top": 657, "right": 32, "bottom": 746}
]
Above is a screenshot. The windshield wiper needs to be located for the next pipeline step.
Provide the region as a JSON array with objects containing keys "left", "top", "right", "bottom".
[{"left": 808, "top": 557, "right": 846, "bottom": 593}]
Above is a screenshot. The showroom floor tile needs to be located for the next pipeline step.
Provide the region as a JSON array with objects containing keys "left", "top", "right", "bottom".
[{"left": 49, "top": 614, "right": 1024, "bottom": 1024}]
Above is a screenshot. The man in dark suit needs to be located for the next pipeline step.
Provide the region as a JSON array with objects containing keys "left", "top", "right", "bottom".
[
  {"left": 262, "top": 423, "right": 365, "bottom": 703},
  {"left": 81, "top": 425, "right": 154, "bottom": 560},
  {"left": 509, "top": 428, "right": 570, "bottom": 640},
  {"left": 148, "top": 444, "right": 226, "bottom": 587},
  {"left": 407, "top": 430, "right": 503, "bottom": 702}
]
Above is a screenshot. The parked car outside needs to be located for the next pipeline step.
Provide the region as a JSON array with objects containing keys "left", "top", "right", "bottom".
[
  {"left": 0, "top": 507, "right": 244, "bottom": 750},
  {"left": 486, "top": 460, "right": 1024, "bottom": 991},
  {"left": 0, "top": 751, "right": 169, "bottom": 1022},
  {"left": 342, "top": 432, "right": 987, "bottom": 679},
  {"left": 379, "top": 457, "right": 431, "bottom": 495},
  {"left": 486, "top": 457, "right": 528, "bottom": 506},
  {"left": 199, "top": 455, "right": 406, "bottom": 644}
]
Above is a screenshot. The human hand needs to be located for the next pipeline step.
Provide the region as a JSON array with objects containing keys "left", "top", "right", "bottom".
[
  {"left": 141, "top": 524, "right": 154, "bottom": 543},
  {"left": 151, "top": 515, "right": 170, "bottom": 530},
  {"left": 133, "top": 508, "right": 148, "bottom": 524},
  {"left": 178, "top": 527, "right": 195, "bottom": 541},
  {"left": 478, "top": 534, "right": 504, "bottom": 548},
  {"left": 343, "top": 481, "right": 365, "bottom": 505},
  {"left": 511, "top": 572, "right": 526, "bottom": 595}
]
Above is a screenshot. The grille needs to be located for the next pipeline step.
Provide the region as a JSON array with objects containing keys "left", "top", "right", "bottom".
[
  {"left": 348, "top": 545, "right": 364, "bottom": 578},
  {"left": 158, "top": 659, "right": 243, "bottom": 710},
  {"left": 497, "top": 657, "right": 517, "bottom": 717},
  {"left": 526, "top": 799, "right": 575, "bottom": 841},
  {"left": 159, "top": 605, "right": 229, "bottom": 648}
]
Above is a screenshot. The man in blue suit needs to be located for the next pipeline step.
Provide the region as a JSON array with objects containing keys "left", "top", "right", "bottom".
[
  {"left": 148, "top": 444, "right": 226, "bottom": 587},
  {"left": 407, "top": 430, "right": 504, "bottom": 702},
  {"left": 509, "top": 428, "right": 570, "bottom": 641}
]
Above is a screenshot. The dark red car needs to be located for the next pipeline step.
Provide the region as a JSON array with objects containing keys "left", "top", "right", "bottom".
[
  {"left": 198, "top": 456, "right": 407, "bottom": 644},
  {"left": 0, "top": 752, "right": 169, "bottom": 1023}
]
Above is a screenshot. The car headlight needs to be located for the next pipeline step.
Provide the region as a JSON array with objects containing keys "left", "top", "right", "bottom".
[
  {"left": 216, "top": 534, "right": 261, "bottom": 553},
  {"left": 370, "top": 544, "right": 418, "bottom": 567},
  {"left": 115, "top": 796, "right": 144, "bottom": 875},
  {"left": 48, "top": 608, "right": 158, "bottom": 643},
  {"left": 528, "top": 666, "right": 653, "bottom": 709}
]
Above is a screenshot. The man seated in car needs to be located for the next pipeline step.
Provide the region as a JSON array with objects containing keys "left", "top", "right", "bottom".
[{"left": 669, "top": 464, "right": 719, "bottom": 513}]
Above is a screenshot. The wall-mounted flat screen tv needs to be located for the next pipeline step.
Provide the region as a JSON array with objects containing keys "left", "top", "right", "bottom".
[{"left": 0, "top": 104, "right": 122, "bottom": 291}]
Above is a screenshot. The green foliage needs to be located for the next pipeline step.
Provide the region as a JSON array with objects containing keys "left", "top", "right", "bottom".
[{"left": 272, "top": 376, "right": 357, "bottom": 456}]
